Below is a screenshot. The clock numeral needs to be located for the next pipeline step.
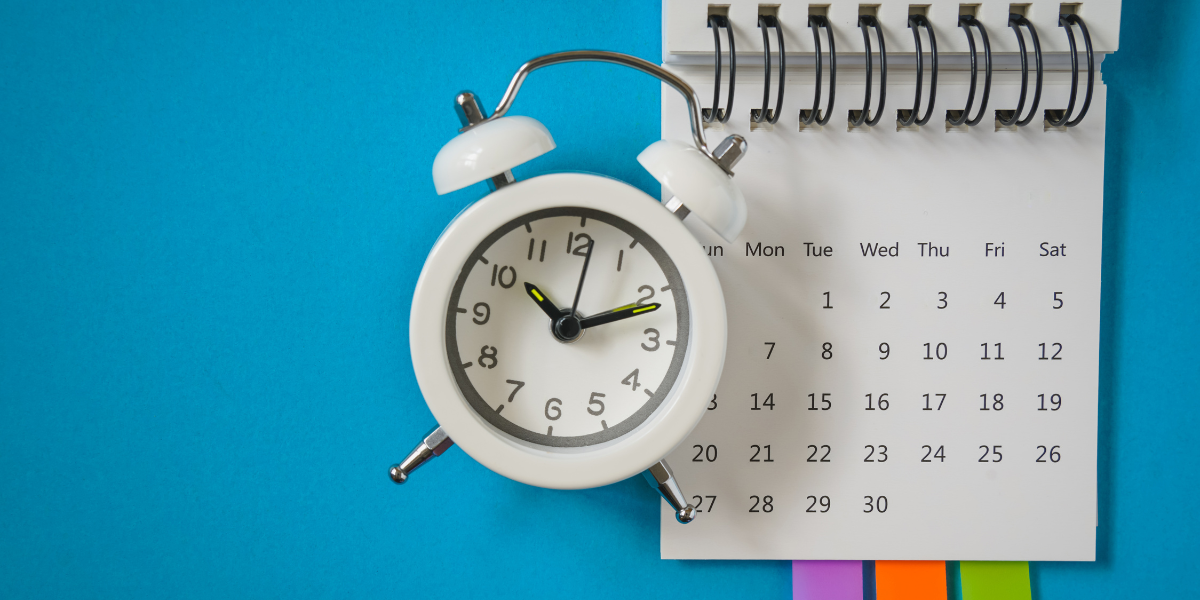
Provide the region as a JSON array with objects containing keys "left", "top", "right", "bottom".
[
  {"left": 490, "top": 264, "right": 516, "bottom": 289},
  {"left": 621, "top": 369, "right": 641, "bottom": 391},
  {"left": 587, "top": 392, "right": 606, "bottom": 416},
  {"left": 527, "top": 238, "right": 547, "bottom": 262},
  {"left": 635, "top": 285, "right": 655, "bottom": 306},
  {"left": 471, "top": 302, "right": 490, "bottom": 325},
  {"left": 692, "top": 444, "right": 718, "bottom": 462},
  {"left": 864, "top": 445, "right": 887, "bottom": 462},
  {"left": 641, "top": 328, "right": 660, "bottom": 352},
  {"left": 504, "top": 380, "right": 524, "bottom": 402},
  {"left": 567, "top": 232, "right": 593, "bottom": 256},
  {"left": 477, "top": 346, "right": 498, "bottom": 369},
  {"left": 544, "top": 398, "right": 562, "bottom": 421}
]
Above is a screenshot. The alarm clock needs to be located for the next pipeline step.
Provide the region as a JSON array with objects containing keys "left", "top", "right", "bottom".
[{"left": 389, "top": 51, "right": 748, "bottom": 523}]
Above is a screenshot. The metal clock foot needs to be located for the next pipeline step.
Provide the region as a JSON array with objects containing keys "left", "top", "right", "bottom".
[
  {"left": 643, "top": 459, "right": 697, "bottom": 524},
  {"left": 389, "top": 426, "right": 455, "bottom": 484}
]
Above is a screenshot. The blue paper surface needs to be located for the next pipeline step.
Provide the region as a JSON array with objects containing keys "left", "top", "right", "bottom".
[{"left": 0, "top": 1, "right": 1196, "bottom": 598}]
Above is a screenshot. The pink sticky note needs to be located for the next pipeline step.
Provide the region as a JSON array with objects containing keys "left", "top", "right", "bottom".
[{"left": 793, "top": 560, "right": 863, "bottom": 600}]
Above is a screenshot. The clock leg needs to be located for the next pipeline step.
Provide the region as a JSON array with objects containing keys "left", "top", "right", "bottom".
[
  {"left": 389, "top": 426, "right": 455, "bottom": 485},
  {"left": 642, "top": 459, "right": 697, "bottom": 524}
]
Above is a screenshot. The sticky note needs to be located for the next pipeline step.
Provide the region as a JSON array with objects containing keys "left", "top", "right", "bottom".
[
  {"left": 959, "top": 562, "right": 1031, "bottom": 600},
  {"left": 947, "top": 562, "right": 963, "bottom": 600},
  {"left": 792, "top": 560, "right": 862, "bottom": 600},
  {"left": 864, "top": 560, "right": 877, "bottom": 600},
  {"left": 876, "top": 560, "right": 947, "bottom": 600}
]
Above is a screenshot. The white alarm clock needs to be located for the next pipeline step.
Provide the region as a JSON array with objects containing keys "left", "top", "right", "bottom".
[{"left": 390, "top": 51, "right": 748, "bottom": 523}]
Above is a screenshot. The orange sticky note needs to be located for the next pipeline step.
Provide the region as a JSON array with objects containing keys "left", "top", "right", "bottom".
[{"left": 876, "top": 560, "right": 947, "bottom": 600}]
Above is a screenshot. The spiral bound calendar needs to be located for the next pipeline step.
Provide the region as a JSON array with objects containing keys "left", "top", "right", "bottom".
[{"left": 658, "top": 0, "right": 1119, "bottom": 560}]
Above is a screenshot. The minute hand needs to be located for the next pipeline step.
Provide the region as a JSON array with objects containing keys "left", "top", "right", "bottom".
[{"left": 579, "top": 303, "right": 661, "bottom": 329}]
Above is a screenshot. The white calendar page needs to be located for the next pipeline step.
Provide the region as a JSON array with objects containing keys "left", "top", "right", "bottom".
[{"left": 658, "top": 69, "right": 1104, "bottom": 561}]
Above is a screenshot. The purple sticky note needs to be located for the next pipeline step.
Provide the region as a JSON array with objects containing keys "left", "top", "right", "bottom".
[{"left": 793, "top": 560, "right": 864, "bottom": 600}]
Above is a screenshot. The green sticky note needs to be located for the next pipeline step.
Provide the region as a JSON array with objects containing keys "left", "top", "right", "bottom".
[{"left": 959, "top": 562, "right": 1031, "bottom": 600}]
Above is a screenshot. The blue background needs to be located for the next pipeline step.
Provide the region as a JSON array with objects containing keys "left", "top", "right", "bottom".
[{"left": 1, "top": 1, "right": 1196, "bottom": 598}]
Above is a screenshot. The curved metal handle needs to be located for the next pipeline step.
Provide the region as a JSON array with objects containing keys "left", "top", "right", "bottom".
[{"left": 466, "top": 50, "right": 714, "bottom": 161}]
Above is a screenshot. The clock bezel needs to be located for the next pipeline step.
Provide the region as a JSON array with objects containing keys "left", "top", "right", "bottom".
[
  {"left": 445, "top": 206, "right": 690, "bottom": 447},
  {"left": 409, "top": 173, "right": 727, "bottom": 490}
]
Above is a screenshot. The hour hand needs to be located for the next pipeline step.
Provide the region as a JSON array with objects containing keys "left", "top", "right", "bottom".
[
  {"left": 524, "top": 282, "right": 562, "bottom": 320},
  {"left": 579, "top": 302, "right": 661, "bottom": 329}
]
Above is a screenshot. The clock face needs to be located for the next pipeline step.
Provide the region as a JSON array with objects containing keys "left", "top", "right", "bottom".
[{"left": 445, "top": 207, "right": 690, "bottom": 448}]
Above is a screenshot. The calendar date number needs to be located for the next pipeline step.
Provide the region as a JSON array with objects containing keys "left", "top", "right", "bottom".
[
  {"left": 690, "top": 495, "right": 717, "bottom": 512},
  {"left": 749, "top": 495, "right": 774, "bottom": 513}
]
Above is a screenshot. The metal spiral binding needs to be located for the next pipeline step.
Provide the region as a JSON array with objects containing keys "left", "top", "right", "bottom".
[
  {"left": 850, "top": 15, "right": 887, "bottom": 128},
  {"left": 689, "top": 10, "right": 1090, "bottom": 132},
  {"left": 996, "top": 14, "right": 1043, "bottom": 128},
  {"left": 947, "top": 15, "right": 992, "bottom": 127},
  {"left": 1045, "top": 13, "right": 1094, "bottom": 127},
  {"left": 751, "top": 14, "right": 785, "bottom": 125},
  {"left": 898, "top": 14, "right": 938, "bottom": 127},
  {"left": 703, "top": 14, "right": 736, "bottom": 124},
  {"left": 800, "top": 15, "right": 837, "bottom": 127}
]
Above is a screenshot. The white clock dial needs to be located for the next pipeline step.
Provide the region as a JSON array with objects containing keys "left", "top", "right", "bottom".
[{"left": 446, "top": 207, "right": 690, "bottom": 448}]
